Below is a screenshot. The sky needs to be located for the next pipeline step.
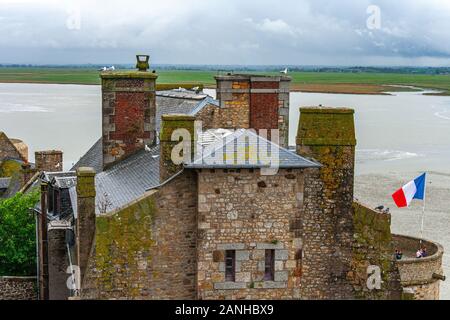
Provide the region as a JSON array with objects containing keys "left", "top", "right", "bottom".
[{"left": 0, "top": 0, "right": 450, "bottom": 66}]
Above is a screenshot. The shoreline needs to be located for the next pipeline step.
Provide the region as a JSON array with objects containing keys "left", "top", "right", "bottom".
[{"left": 0, "top": 80, "right": 448, "bottom": 96}]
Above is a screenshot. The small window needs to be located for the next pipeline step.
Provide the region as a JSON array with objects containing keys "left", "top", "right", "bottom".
[
  {"left": 225, "top": 250, "right": 236, "bottom": 282},
  {"left": 264, "top": 249, "right": 275, "bottom": 281}
]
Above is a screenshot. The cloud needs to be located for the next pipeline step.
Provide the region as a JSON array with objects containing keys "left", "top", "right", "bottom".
[
  {"left": 246, "top": 18, "right": 302, "bottom": 38},
  {"left": 0, "top": 0, "right": 449, "bottom": 66}
]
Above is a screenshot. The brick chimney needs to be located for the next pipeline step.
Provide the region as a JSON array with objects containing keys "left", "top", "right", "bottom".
[
  {"left": 159, "top": 114, "right": 196, "bottom": 181},
  {"left": 35, "top": 150, "right": 63, "bottom": 172},
  {"left": 101, "top": 55, "right": 158, "bottom": 169},
  {"left": 296, "top": 107, "right": 357, "bottom": 299},
  {"left": 214, "top": 74, "right": 291, "bottom": 147},
  {"left": 75, "top": 167, "right": 96, "bottom": 284}
]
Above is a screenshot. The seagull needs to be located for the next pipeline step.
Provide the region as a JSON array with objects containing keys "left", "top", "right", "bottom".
[
  {"left": 280, "top": 68, "right": 288, "bottom": 74},
  {"left": 375, "top": 205, "right": 384, "bottom": 211},
  {"left": 145, "top": 145, "right": 152, "bottom": 152},
  {"left": 55, "top": 163, "right": 61, "bottom": 169},
  {"left": 383, "top": 208, "right": 390, "bottom": 214}
]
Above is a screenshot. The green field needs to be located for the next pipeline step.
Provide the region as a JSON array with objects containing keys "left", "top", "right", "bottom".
[{"left": 0, "top": 67, "right": 449, "bottom": 95}]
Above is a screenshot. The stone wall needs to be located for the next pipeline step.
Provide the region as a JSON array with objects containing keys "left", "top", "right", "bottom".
[
  {"left": 48, "top": 228, "right": 70, "bottom": 300},
  {"left": 394, "top": 234, "right": 444, "bottom": 300},
  {"left": 195, "top": 103, "right": 217, "bottom": 130},
  {"left": 0, "top": 277, "right": 37, "bottom": 300},
  {"left": 196, "top": 169, "right": 304, "bottom": 300},
  {"left": 81, "top": 170, "right": 198, "bottom": 300},
  {"left": 101, "top": 72, "right": 158, "bottom": 168},
  {"left": 350, "top": 203, "right": 402, "bottom": 299},
  {"left": 35, "top": 150, "right": 63, "bottom": 172}
]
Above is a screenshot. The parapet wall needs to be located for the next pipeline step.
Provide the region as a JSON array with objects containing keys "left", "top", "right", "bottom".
[
  {"left": 351, "top": 202, "right": 402, "bottom": 299},
  {"left": 393, "top": 234, "right": 444, "bottom": 300},
  {"left": 0, "top": 277, "right": 37, "bottom": 300}
]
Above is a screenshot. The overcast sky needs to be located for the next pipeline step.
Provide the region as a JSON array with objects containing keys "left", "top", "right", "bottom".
[{"left": 1, "top": 0, "right": 450, "bottom": 66}]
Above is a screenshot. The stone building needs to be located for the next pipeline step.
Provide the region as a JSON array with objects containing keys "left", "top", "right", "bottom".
[{"left": 34, "top": 56, "right": 445, "bottom": 300}]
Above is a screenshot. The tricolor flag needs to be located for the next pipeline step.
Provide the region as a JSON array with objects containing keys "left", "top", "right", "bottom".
[{"left": 392, "top": 173, "right": 426, "bottom": 208}]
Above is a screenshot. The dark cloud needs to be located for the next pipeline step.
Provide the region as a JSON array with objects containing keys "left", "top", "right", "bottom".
[{"left": 0, "top": 0, "right": 449, "bottom": 65}]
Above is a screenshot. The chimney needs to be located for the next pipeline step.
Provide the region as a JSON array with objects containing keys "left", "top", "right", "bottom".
[
  {"left": 214, "top": 74, "right": 291, "bottom": 147},
  {"left": 35, "top": 150, "right": 63, "bottom": 172},
  {"left": 159, "top": 114, "right": 196, "bottom": 181},
  {"left": 296, "top": 106, "right": 357, "bottom": 298},
  {"left": 75, "top": 167, "right": 96, "bottom": 284},
  {"left": 101, "top": 55, "right": 158, "bottom": 169}
]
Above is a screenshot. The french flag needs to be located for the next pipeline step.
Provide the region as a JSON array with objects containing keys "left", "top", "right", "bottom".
[{"left": 392, "top": 173, "right": 426, "bottom": 208}]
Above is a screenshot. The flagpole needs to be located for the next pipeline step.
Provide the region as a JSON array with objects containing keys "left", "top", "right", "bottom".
[{"left": 419, "top": 173, "right": 427, "bottom": 245}]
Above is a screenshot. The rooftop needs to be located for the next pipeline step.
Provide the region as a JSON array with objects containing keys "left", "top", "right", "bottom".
[{"left": 187, "top": 129, "right": 321, "bottom": 170}]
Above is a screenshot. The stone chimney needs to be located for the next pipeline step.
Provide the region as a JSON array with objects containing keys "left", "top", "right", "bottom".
[
  {"left": 296, "top": 107, "right": 357, "bottom": 299},
  {"left": 159, "top": 114, "right": 196, "bottom": 182},
  {"left": 75, "top": 167, "right": 96, "bottom": 284},
  {"left": 35, "top": 150, "right": 63, "bottom": 172},
  {"left": 214, "top": 74, "right": 291, "bottom": 147},
  {"left": 101, "top": 55, "right": 158, "bottom": 169}
]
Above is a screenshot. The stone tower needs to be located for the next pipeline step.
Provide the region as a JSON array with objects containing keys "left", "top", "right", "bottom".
[
  {"left": 214, "top": 74, "right": 291, "bottom": 147},
  {"left": 101, "top": 55, "right": 157, "bottom": 169},
  {"left": 296, "top": 107, "right": 357, "bottom": 299}
]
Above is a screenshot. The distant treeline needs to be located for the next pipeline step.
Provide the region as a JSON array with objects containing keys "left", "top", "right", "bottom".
[{"left": 0, "top": 64, "right": 449, "bottom": 75}]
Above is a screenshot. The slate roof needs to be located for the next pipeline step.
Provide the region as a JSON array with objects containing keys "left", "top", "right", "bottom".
[
  {"left": 95, "top": 144, "right": 160, "bottom": 213},
  {"left": 187, "top": 129, "right": 321, "bottom": 169},
  {"left": 71, "top": 138, "right": 102, "bottom": 173},
  {"left": 0, "top": 177, "right": 11, "bottom": 189},
  {"left": 52, "top": 176, "right": 77, "bottom": 189},
  {"left": 156, "top": 91, "right": 219, "bottom": 133}
]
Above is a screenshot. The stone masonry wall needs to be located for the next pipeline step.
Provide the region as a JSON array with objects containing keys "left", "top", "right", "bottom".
[
  {"left": 0, "top": 277, "right": 37, "bottom": 300},
  {"left": 81, "top": 170, "right": 198, "bottom": 300},
  {"left": 350, "top": 203, "right": 402, "bottom": 299},
  {"left": 394, "top": 235, "right": 444, "bottom": 300},
  {"left": 48, "top": 228, "right": 70, "bottom": 300},
  {"left": 197, "top": 169, "right": 305, "bottom": 300},
  {"left": 35, "top": 151, "right": 63, "bottom": 172}
]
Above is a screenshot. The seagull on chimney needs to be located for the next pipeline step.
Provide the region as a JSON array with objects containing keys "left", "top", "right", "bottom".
[
  {"left": 280, "top": 68, "right": 288, "bottom": 74},
  {"left": 55, "top": 163, "right": 61, "bottom": 169},
  {"left": 145, "top": 145, "right": 152, "bottom": 152}
]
